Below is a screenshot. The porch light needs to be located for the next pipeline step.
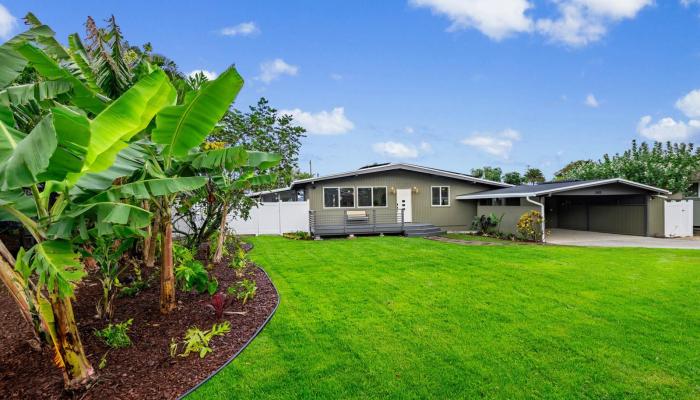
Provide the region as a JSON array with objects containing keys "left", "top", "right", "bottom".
[
  {"left": 390, "top": 186, "right": 396, "bottom": 194},
  {"left": 412, "top": 186, "right": 419, "bottom": 194}
]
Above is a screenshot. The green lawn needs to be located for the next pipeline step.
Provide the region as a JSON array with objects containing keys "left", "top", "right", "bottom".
[{"left": 191, "top": 236, "right": 700, "bottom": 399}]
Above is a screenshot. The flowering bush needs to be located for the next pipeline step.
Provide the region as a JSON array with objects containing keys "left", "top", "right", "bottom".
[{"left": 517, "top": 210, "right": 544, "bottom": 242}]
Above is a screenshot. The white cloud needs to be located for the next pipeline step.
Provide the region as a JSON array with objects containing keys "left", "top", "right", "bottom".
[
  {"left": 372, "top": 141, "right": 433, "bottom": 158},
  {"left": 412, "top": 0, "right": 651, "bottom": 46},
  {"left": 461, "top": 128, "right": 521, "bottom": 159},
  {"left": 410, "top": 0, "right": 534, "bottom": 40},
  {"left": 330, "top": 73, "right": 343, "bottom": 81},
  {"left": 637, "top": 115, "right": 700, "bottom": 141},
  {"left": 675, "top": 89, "right": 700, "bottom": 118},
  {"left": 404, "top": 126, "right": 415, "bottom": 134},
  {"left": 0, "top": 4, "right": 17, "bottom": 39},
  {"left": 681, "top": 0, "right": 699, "bottom": 7},
  {"left": 536, "top": 0, "right": 652, "bottom": 46},
  {"left": 585, "top": 93, "right": 599, "bottom": 107},
  {"left": 257, "top": 59, "right": 299, "bottom": 83},
  {"left": 220, "top": 22, "right": 259, "bottom": 36},
  {"left": 187, "top": 69, "right": 218, "bottom": 80},
  {"left": 280, "top": 107, "right": 354, "bottom": 135}
]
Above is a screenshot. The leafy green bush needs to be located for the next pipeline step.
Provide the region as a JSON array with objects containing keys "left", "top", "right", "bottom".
[
  {"left": 228, "top": 278, "right": 257, "bottom": 305},
  {"left": 118, "top": 263, "right": 149, "bottom": 298},
  {"left": 170, "top": 321, "right": 231, "bottom": 359},
  {"left": 173, "top": 242, "right": 195, "bottom": 266},
  {"left": 471, "top": 213, "right": 504, "bottom": 235},
  {"left": 229, "top": 246, "right": 247, "bottom": 277},
  {"left": 175, "top": 260, "right": 218, "bottom": 295},
  {"left": 95, "top": 319, "right": 134, "bottom": 348},
  {"left": 282, "top": 231, "right": 311, "bottom": 240}
]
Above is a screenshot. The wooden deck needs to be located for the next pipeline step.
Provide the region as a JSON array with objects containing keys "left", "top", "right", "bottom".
[{"left": 309, "top": 209, "right": 442, "bottom": 237}]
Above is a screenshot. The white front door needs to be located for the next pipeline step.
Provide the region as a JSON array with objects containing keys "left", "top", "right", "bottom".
[{"left": 396, "top": 189, "right": 413, "bottom": 222}]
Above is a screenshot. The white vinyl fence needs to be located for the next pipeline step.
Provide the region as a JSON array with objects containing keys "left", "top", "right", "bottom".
[
  {"left": 229, "top": 201, "right": 310, "bottom": 235},
  {"left": 664, "top": 200, "right": 694, "bottom": 238}
]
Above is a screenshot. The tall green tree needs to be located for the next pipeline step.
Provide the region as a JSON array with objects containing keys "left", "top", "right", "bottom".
[
  {"left": 555, "top": 141, "right": 700, "bottom": 194},
  {"left": 503, "top": 171, "right": 524, "bottom": 185},
  {"left": 524, "top": 167, "right": 546, "bottom": 184},
  {"left": 471, "top": 166, "right": 502, "bottom": 182}
]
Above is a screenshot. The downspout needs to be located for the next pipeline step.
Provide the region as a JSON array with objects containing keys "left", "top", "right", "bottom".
[{"left": 526, "top": 196, "right": 546, "bottom": 243}]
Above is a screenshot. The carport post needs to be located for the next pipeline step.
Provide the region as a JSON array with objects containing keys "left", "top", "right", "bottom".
[{"left": 526, "top": 196, "right": 546, "bottom": 243}]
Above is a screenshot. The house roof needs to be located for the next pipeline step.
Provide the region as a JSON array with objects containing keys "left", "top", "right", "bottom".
[
  {"left": 456, "top": 178, "right": 671, "bottom": 200},
  {"left": 290, "top": 163, "right": 512, "bottom": 189}
]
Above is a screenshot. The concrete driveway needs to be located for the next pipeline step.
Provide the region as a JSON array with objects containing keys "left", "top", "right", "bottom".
[{"left": 547, "top": 229, "right": 700, "bottom": 250}]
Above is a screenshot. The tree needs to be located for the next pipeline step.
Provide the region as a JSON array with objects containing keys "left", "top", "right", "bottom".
[
  {"left": 524, "top": 167, "right": 545, "bottom": 184},
  {"left": 555, "top": 141, "right": 700, "bottom": 194},
  {"left": 553, "top": 160, "right": 594, "bottom": 181},
  {"left": 503, "top": 171, "right": 524, "bottom": 185},
  {"left": 470, "top": 166, "right": 502, "bottom": 182},
  {"left": 209, "top": 97, "right": 306, "bottom": 188}
]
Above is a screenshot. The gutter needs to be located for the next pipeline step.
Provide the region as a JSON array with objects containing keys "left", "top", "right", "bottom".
[{"left": 525, "top": 196, "right": 546, "bottom": 243}]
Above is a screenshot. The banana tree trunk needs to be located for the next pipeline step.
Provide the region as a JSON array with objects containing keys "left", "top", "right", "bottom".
[
  {"left": 142, "top": 201, "right": 151, "bottom": 262},
  {"left": 212, "top": 200, "right": 228, "bottom": 263},
  {"left": 0, "top": 253, "right": 35, "bottom": 328},
  {"left": 159, "top": 205, "right": 176, "bottom": 314},
  {"left": 51, "top": 295, "right": 96, "bottom": 389},
  {"left": 146, "top": 211, "right": 160, "bottom": 268}
]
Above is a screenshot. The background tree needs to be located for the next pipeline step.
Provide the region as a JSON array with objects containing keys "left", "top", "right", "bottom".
[
  {"left": 553, "top": 160, "right": 594, "bottom": 181},
  {"left": 555, "top": 141, "right": 700, "bottom": 194},
  {"left": 503, "top": 171, "right": 524, "bottom": 185},
  {"left": 524, "top": 167, "right": 546, "bottom": 184},
  {"left": 470, "top": 166, "right": 502, "bottom": 182}
]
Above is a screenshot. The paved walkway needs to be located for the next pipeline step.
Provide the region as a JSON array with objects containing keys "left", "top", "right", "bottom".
[{"left": 547, "top": 229, "right": 700, "bottom": 250}]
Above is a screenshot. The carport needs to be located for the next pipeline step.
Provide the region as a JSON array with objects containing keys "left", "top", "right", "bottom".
[{"left": 456, "top": 179, "right": 671, "bottom": 240}]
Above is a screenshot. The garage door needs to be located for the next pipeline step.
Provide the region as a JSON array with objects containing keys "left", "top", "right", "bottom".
[{"left": 555, "top": 196, "right": 646, "bottom": 236}]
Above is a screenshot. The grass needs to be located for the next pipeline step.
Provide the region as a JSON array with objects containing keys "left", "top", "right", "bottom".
[
  {"left": 442, "top": 232, "right": 512, "bottom": 243},
  {"left": 190, "top": 236, "right": 700, "bottom": 399}
]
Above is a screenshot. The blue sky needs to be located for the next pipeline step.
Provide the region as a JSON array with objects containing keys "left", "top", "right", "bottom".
[{"left": 2, "top": 1, "right": 700, "bottom": 178}]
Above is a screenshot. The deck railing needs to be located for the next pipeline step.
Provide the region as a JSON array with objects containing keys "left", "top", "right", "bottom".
[{"left": 309, "top": 208, "right": 405, "bottom": 235}]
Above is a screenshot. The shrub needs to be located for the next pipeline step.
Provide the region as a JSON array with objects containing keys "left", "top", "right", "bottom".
[
  {"left": 95, "top": 319, "right": 134, "bottom": 348},
  {"left": 118, "top": 262, "right": 149, "bottom": 298},
  {"left": 173, "top": 242, "right": 195, "bottom": 266},
  {"left": 517, "top": 210, "right": 544, "bottom": 242},
  {"left": 175, "top": 260, "right": 218, "bottom": 295},
  {"left": 471, "top": 213, "right": 504, "bottom": 235},
  {"left": 228, "top": 279, "right": 257, "bottom": 305},
  {"left": 282, "top": 231, "right": 311, "bottom": 240},
  {"left": 170, "top": 322, "right": 231, "bottom": 359},
  {"left": 229, "top": 246, "right": 247, "bottom": 278}
]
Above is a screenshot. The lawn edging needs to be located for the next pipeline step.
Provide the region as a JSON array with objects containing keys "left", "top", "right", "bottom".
[{"left": 178, "top": 244, "right": 279, "bottom": 399}]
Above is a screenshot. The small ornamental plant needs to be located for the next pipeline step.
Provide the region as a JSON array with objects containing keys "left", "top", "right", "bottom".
[
  {"left": 517, "top": 210, "right": 544, "bottom": 242},
  {"left": 95, "top": 319, "right": 134, "bottom": 348},
  {"left": 228, "top": 279, "right": 257, "bottom": 305},
  {"left": 229, "top": 246, "right": 248, "bottom": 278},
  {"left": 170, "top": 322, "right": 231, "bottom": 359}
]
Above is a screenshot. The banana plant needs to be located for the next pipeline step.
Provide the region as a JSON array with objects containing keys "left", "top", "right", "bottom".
[{"left": 0, "top": 23, "right": 174, "bottom": 386}]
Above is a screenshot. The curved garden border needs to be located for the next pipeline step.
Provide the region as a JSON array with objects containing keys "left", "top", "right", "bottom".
[{"left": 177, "top": 243, "right": 280, "bottom": 399}]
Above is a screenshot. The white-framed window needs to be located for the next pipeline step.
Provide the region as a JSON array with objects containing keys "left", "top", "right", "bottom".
[
  {"left": 323, "top": 187, "right": 355, "bottom": 208},
  {"left": 431, "top": 186, "right": 450, "bottom": 206},
  {"left": 357, "top": 186, "right": 388, "bottom": 208}
]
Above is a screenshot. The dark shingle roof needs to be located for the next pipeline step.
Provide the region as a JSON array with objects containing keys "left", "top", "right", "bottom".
[{"left": 456, "top": 178, "right": 670, "bottom": 199}]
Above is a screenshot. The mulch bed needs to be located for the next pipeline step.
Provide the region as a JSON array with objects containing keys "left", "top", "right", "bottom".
[{"left": 0, "top": 242, "right": 278, "bottom": 399}]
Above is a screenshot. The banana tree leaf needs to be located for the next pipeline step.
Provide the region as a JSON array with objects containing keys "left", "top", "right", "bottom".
[
  {"left": 81, "top": 68, "right": 175, "bottom": 175},
  {"left": 0, "top": 189, "right": 37, "bottom": 221},
  {"left": 23, "top": 13, "right": 70, "bottom": 60},
  {"left": 0, "top": 25, "right": 57, "bottom": 88},
  {"left": 0, "top": 116, "right": 56, "bottom": 190},
  {"left": 190, "top": 146, "right": 248, "bottom": 170},
  {"left": 71, "top": 141, "right": 148, "bottom": 197},
  {"left": 54, "top": 201, "right": 152, "bottom": 238},
  {"left": 152, "top": 67, "right": 243, "bottom": 159},
  {"left": 36, "top": 106, "right": 90, "bottom": 182},
  {"left": 237, "top": 173, "right": 278, "bottom": 189},
  {"left": 87, "top": 176, "right": 207, "bottom": 203},
  {"left": 0, "top": 105, "right": 13, "bottom": 125},
  {"left": 67, "top": 33, "right": 100, "bottom": 93},
  {"left": 14, "top": 43, "right": 108, "bottom": 114},
  {"left": 22, "top": 239, "right": 85, "bottom": 298},
  {"left": 0, "top": 117, "right": 25, "bottom": 161},
  {"left": 0, "top": 80, "right": 72, "bottom": 106},
  {"left": 246, "top": 151, "right": 282, "bottom": 169}
]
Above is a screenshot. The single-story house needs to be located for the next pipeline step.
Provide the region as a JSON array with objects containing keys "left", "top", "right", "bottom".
[{"left": 251, "top": 163, "right": 679, "bottom": 238}]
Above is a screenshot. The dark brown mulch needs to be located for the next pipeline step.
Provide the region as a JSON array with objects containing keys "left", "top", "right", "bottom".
[{"left": 0, "top": 244, "right": 277, "bottom": 400}]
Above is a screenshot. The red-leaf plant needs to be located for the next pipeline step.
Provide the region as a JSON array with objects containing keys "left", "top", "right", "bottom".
[{"left": 207, "top": 293, "right": 227, "bottom": 319}]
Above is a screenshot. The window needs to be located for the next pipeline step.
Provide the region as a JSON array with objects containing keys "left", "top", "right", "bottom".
[
  {"left": 478, "top": 198, "right": 492, "bottom": 206},
  {"left": 505, "top": 198, "right": 520, "bottom": 206},
  {"left": 373, "top": 187, "right": 387, "bottom": 207},
  {"left": 358, "top": 187, "right": 372, "bottom": 207},
  {"left": 324, "top": 188, "right": 338, "bottom": 208},
  {"left": 357, "top": 187, "right": 388, "bottom": 207},
  {"left": 431, "top": 186, "right": 450, "bottom": 206},
  {"left": 324, "top": 187, "right": 355, "bottom": 208}
]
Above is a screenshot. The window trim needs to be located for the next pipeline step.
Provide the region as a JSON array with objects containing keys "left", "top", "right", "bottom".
[
  {"left": 322, "top": 186, "right": 357, "bottom": 209},
  {"left": 430, "top": 185, "right": 450, "bottom": 207},
  {"left": 356, "top": 186, "right": 389, "bottom": 208}
]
